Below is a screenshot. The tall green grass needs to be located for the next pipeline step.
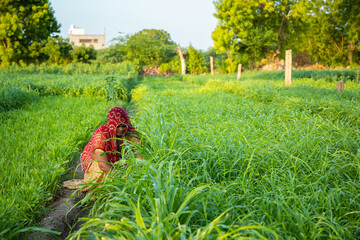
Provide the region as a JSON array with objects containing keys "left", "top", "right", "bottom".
[
  {"left": 183, "top": 70, "right": 360, "bottom": 84},
  {"left": 0, "top": 96, "right": 112, "bottom": 238},
  {"left": 1, "top": 72, "right": 139, "bottom": 102},
  {"left": 69, "top": 75, "right": 360, "bottom": 239},
  {"left": 0, "top": 61, "right": 139, "bottom": 75},
  {"left": 0, "top": 87, "right": 38, "bottom": 112},
  {"left": 0, "top": 66, "right": 139, "bottom": 239}
]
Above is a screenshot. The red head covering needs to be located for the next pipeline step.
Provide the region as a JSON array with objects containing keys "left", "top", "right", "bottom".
[{"left": 81, "top": 107, "right": 136, "bottom": 172}]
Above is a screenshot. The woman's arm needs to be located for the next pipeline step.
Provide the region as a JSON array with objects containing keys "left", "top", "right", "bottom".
[{"left": 93, "top": 149, "right": 113, "bottom": 172}]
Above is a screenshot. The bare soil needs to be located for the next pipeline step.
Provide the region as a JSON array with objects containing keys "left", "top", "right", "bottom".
[{"left": 28, "top": 159, "right": 92, "bottom": 240}]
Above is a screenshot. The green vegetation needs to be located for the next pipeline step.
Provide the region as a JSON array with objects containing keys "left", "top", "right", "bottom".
[
  {"left": 99, "top": 29, "right": 178, "bottom": 69},
  {"left": 0, "top": 0, "right": 61, "bottom": 66},
  {"left": 1, "top": 68, "right": 359, "bottom": 239},
  {"left": 0, "top": 96, "right": 110, "bottom": 237},
  {"left": 1, "top": 1, "right": 359, "bottom": 74},
  {"left": 0, "top": 87, "right": 38, "bottom": 112},
  {"left": 0, "top": 61, "right": 139, "bottom": 75},
  {"left": 71, "top": 44, "right": 97, "bottom": 63},
  {"left": 212, "top": 0, "right": 360, "bottom": 68},
  {"left": 1, "top": 0, "right": 359, "bottom": 237},
  {"left": 68, "top": 74, "right": 359, "bottom": 239},
  {"left": 0, "top": 64, "right": 140, "bottom": 238},
  {"left": 187, "top": 45, "right": 207, "bottom": 74}
]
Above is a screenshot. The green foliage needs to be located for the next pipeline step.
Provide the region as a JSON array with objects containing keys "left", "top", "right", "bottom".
[
  {"left": 126, "top": 29, "right": 177, "bottom": 67},
  {"left": 0, "top": 87, "right": 38, "bottom": 112},
  {"left": 29, "top": 37, "right": 72, "bottom": 64},
  {"left": 68, "top": 74, "right": 359, "bottom": 239},
  {"left": 0, "top": 96, "right": 110, "bottom": 238},
  {"left": 105, "top": 75, "right": 138, "bottom": 103},
  {"left": 159, "top": 58, "right": 181, "bottom": 75},
  {"left": 96, "top": 33, "right": 129, "bottom": 64},
  {"left": 292, "top": 69, "right": 360, "bottom": 82},
  {"left": 0, "top": 63, "right": 140, "bottom": 102},
  {"left": 212, "top": 0, "right": 360, "bottom": 67},
  {"left": 100, "top": 29, "right": 178, "bottom": 70},
  {"left": 0, "top": 63, "right": 139, "bottom": 238},
  {"left": 71, "top": 44, "right": 97, "bottom": 63},
  {"left": 0, "top": 61, "right": 139, "bottom": 75},
  {"left": 2, "top": 70, "right": 359, "bottom": 238},
  {"left": 186, "top": 45, "right": 207, "bottom": 74},
  {"left": 0, "top": 0, "right": 60, "bottom": 66},
  {"left": 212, "top": 0, "right": 298, "bottom": 63},
  {"left": 183, "top": 69, "right": 360, "bottom": 83},
  {"left": 297, "top": 0, "right": 360, "bottom": 67},
  {"left": 202, "top": 47, "right": 228, "bottom": 73}
]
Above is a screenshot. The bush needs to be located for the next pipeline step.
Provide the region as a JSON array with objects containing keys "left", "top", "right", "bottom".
[
  {"left": 187, "top": 45, "right": 207, "bottom": 74},
  {"left": 71, "top": 45, "right": 97, "bottom": 63},
  {"left": 159, "top": 58, "right": 181, "bottom": 75}
]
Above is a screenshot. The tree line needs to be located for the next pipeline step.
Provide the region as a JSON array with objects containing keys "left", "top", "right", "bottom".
[
  {"left": 1, "top": 0, "right": 359, "bottom": 73},
  {"left": 0, "top": 0, "right": 214, "bottom": 74},
  {"left": 212, "top": 0, "right": 360, "bottom": 70}
]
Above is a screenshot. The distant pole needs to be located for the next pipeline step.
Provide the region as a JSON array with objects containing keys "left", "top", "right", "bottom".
[
  {"left": 210, "top": 56, "right": 214, "bottom": 75},
  {"left": 337, "top": 81, "right": 344, "bottom": 92},
  {"left": 285, "top": 50, "right": 292, "bottom": 86},
  {"left": 237, "top": 64, "right": 242, "bottom": 80}
]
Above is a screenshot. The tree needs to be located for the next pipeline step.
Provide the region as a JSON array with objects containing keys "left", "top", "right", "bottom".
[
  {"left": 203, "top": 47, "right": 228, "bottom": 73},
  {"left": 212, "top": 0, "right": 359, "bottom": 68},
  {"left": 187, "top": 45, "right": 206, "bottom": 74},
  {"left": 0, "top": 0, "right": 60, "bottom": 66},
  {"left": 176, "top": 46, "right": 186, "bottom": 75},
  {"left": 212, "top": 0, "right": 310, "bottom": 68},
  {"left": 340, "top": 0, "right": 360, "bottom": 65},
  {"left": 125, "top": 29, "right": 177, "bottom": 67},
  {"left": 71, "top": 44, "right": 96, "bottom": 63},
  {"left": 296, "top": 0, "right": 360, "bottom": 66},
  {"left": 29, "top": 37, "right": 72, "bottom": 64},
  {"left": 97, "top": 33, "right": 130, "bottom": 63}
]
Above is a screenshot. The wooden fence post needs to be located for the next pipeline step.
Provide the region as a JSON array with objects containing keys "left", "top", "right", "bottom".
[
  {"left": 237, "top": 64, "right": 242, "bottom": 80},
  {"left": 337, "top": 81, "right": 344, "bottom": 92},
  {"left": 285, "top": 50, "right": 292, "bottom": 86},
  {"left": 210, "top": 56, "right": 214, "bottom": 75}
]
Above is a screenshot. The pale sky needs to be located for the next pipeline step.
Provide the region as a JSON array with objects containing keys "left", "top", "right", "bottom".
[{"left": 49, "top": 0, "right": 218, "bottom": 50}]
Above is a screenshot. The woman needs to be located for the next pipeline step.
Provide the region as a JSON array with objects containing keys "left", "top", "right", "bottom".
[{"left": 64, "top": 106, "right": 140, "bottom": 191}]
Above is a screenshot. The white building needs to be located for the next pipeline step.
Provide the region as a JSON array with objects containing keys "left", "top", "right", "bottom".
[
  {"left": 68, "top": 24, "right": 106, "bottom": 50},
  {"left": 69, "top": 24, "right": 85, "bottom": 35}
]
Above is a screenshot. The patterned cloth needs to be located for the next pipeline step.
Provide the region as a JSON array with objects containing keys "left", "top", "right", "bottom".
[
  {"left": 81, "top": 106, "right": 136, "bottom": 172},
  {"left": 63, "top": 107, "right": 139, "bottom": 191}
]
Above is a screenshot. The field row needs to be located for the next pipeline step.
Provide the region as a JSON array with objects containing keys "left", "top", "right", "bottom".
[
  {"left": 68, "top": 76, "right": 360, "bottom": 239},
  {"left": 0, "top": 96, "right": 112, "bottom": 237}
]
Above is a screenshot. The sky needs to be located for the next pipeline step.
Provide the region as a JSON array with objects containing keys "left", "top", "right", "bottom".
[{"left": 49, "top": 0, "right": 218, "bottom": 51}]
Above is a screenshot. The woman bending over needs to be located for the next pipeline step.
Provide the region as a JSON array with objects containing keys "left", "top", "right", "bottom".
[{"left": 64, "top": 106, "right": 140, "bottom": 191}]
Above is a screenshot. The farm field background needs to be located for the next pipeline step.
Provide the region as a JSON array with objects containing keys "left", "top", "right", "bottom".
[{"left": 1, "top": 69, "right": 360, "bottom": 239}]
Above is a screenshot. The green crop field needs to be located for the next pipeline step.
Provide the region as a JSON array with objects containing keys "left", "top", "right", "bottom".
[
  {"left": 1, "top": 70, "right": 359, "bottom": 239},
  {"left": 0, "top": 95, "right": 112, "bottom": 237},
  {"left": 0, "top": 66, "right": 135, "bottom": 238},
  {"left": 70, "top": 73, "right": 359, "bottom": 239}
]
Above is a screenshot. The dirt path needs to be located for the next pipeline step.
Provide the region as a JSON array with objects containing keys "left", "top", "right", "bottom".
[{"left": 28, "top": 160, "right": 92, "bottom": 240}]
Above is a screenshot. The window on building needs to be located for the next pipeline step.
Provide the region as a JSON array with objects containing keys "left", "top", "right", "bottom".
[
  {"left": 79, "top": 39, "right": 92, "bottom": 43},
  {"left": 94, "top": 39, "right": 98, "bottom": 43}
]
